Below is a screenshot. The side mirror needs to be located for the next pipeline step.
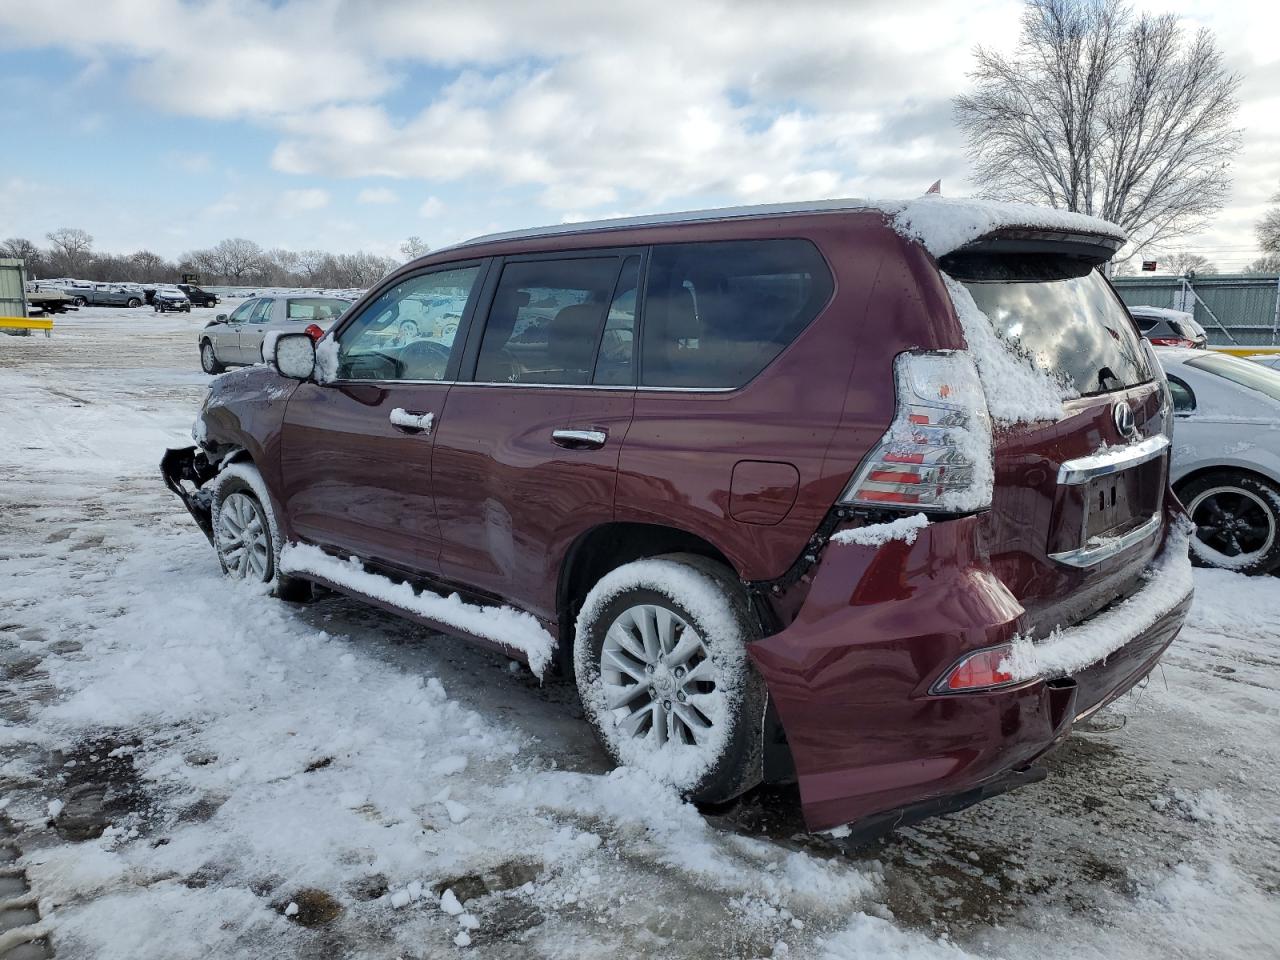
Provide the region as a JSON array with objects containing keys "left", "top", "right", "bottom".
[
  {"left": 270, "top": 332, "right": 316, "bottom": 381},
  {"left": 214, "top": 313, "right": 228, "bottom": 323}
]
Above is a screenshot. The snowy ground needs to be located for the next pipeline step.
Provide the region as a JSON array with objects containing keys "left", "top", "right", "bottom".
[{"left": 1, "top": 308, "right": 1279, "bottom": 959}]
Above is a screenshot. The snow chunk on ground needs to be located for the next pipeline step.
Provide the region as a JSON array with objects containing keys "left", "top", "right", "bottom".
[
  {"left": 445, "top": 799, "right": 471, "bottom": 824},
  {"left": 440, "top": 889, "right": 465, "bottom": 916},
  {"left": 941, "top": 274, "right": 1072, "bottom": 423},
  {"left": 1002, "top": 526, "right": 1193, "bottom": 680},
  {"left": 280, "top": 542, "right": 555, "bottom": 677},
  {"left": 886, "top": 195, "right": 1125, "bottom": 258},
  {"left": 831, "top": 513, "right": 929, "bottom": 547}
]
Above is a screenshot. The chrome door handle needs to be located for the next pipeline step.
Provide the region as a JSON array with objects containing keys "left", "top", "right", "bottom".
[
  {"left": 389, "top": 408, "right": 434, "bottom": 435},
  {"left": 551, "top": 428, "right": 607, "bottom": 450}
]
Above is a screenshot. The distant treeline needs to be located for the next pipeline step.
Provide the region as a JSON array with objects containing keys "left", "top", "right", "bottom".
[{"left": 2, "top": 229, "right": 432, "bottom": 288}]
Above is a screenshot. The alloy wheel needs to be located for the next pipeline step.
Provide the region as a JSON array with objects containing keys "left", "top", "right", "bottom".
[
  {"left": 216, "top": 492, "right": 271, "bottom": 581},
  {"left": 201, "top": 343, "right": 216, "bottom": 373},
  {"left": 1188, "top": 485, "right": 1276, "bottom": 562},
  {"left": 599, "top": 603, "right": 718, "bottom": 747}
]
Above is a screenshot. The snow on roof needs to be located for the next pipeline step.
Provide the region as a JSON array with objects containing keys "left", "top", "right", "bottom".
[
  {"left": 450, "top": 195, "right": 1125, "bottom": 259},
  {"left": 1127, "top": 305, "right": 1194, "bottom": 321}
]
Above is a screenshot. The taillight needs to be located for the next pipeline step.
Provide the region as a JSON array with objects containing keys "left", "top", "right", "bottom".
[
  {"left": 304, "top": 323, "right": 325, "bottom": 341},
  {"left": 931, "top": 643, "right": 1019, "bottom": 693},
  {"left": 840, "top": 351, "right": 993, "bottom": 512},
  {"left": 1147, "top": 336, "right": 1195, "bottom": 348}
]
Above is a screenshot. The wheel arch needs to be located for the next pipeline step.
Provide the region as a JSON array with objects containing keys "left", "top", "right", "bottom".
[{"left": 1173, "top": 463, "right": 1280, "bottom": 502}]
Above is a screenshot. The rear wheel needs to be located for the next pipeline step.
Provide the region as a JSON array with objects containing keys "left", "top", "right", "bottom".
[
  {"left": 200, "top": 340, "right": 225, "bottom": 375},
  {"left": 211, "top": 468, "right": 310, "bottom": 600},
  {"left": 73, "top": 296, "right": 87, "bottom": 307},
  {"left": 127, "top": 297, "right": 141, "bottom": 308},
  {"left": 1181, "top": 472, "right": 1280, "bottom": 575},
  {"left": 574, "top": 554, "right": 765, "bottom": 803}
]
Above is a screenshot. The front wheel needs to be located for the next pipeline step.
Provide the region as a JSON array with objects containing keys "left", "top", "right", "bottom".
[
  {"left": 574, "top": 554, "right": 766, "bottom": 803},
  {"left": 73, "top": 296, "right": 87, "bottom": 307},
  {"left": 1181, "top": 472, "right": 1280, "bottom": 575},
  {"left": 127, "top": 297, "right": 141, "bottom": 308},
  {"left": 200, "top": 340, "right": 226, "bottom": 375},
  {"left": 210, "top": 466, "right": 311, "bottom": 600}
]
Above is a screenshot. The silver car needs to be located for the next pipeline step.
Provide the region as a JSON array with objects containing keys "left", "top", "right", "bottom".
[
  {"left": 1157, "top": 346, "right": 1280, "bottom": 574},
  {"left": 198, "top": 295, "right": 352, "bottom": 374}
]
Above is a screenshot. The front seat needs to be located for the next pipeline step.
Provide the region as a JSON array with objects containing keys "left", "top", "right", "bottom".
[{"left": 546, "top": 302, "right": 606, "bottom": 383}]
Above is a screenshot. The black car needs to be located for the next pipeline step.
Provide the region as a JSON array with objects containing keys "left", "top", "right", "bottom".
[
  {"left": 153, "top": 288, "right": 192, "bottom": 313},
  {"left": 177, "top": 284, "right": 219, "bottom": 307}
]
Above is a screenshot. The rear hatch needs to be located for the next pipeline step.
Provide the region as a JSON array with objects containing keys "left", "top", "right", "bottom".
[{"left": 939, "top": 240, "right": 1170, "bottom": 638}]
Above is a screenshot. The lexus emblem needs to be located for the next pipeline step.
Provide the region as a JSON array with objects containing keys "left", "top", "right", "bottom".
[{"left": 1112, "top": 401, "right": 1138, "bottom": 440}]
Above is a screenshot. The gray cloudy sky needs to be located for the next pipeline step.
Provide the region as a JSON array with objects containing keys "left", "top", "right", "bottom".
[{"left": 0, "top": 0, "right": 1276, "bottom": 269}]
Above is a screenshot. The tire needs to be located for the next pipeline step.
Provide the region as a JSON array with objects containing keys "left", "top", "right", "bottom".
[
  {"left": 210, "top": 467, "right": 311, "bottom": 601},
  {"left": 127, "top": 298, "right": 141, "bottom": 308},
  {"left": 73, "top": 296, "right": 87, "bottom": 307},
  {"left": 574, "top": 553, "right": 766, "bottom": 803},
  {"left": 200, "top": 340, "right": 226, "bottom": 375},
  {"left": 1180, "top": 471, "right": 1280, "bottom": 575}
]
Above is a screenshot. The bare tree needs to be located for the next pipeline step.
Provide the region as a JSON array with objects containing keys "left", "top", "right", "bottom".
[
  {"left": 1163, "top": 251, "right": 1217, "bottom": 276},
  {"left": 1247, "top": 253, "right": 1280, "bottom": 275},
  {"left": 400, "top": 236, "right": 430, "bottom": 260},
  {"left": 210, "top": 238, "right": 264, "bottom": 281},
  {"left": 1, "top": 237, "right": 46, "bottom": 275},
  {"left": 128, "top": 250, "right": 172, "bottom": 280},
  {"left": 45, "top": 227, "right": 95, "bottom": 274},
  {"left": 296, "top": 249, "right": 328, "bottom": 282},
  {"left": 955, "top": 0, "right": 1242, "bottom": 249},
  {"left": 1258, "top": 186, "right": 1280, "bottom": 254}
]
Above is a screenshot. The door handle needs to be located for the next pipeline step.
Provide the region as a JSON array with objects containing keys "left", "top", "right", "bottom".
[
  {"left": 551, "top": 428, "right": 607, "bottom": 450},
  {"left": 389, "top": 408, "right": 434, "bottom": 435}
]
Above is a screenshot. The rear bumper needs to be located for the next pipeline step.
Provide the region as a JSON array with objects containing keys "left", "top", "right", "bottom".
[{"left": 749, "top": 512, "right": 1192, "bottom": 834}]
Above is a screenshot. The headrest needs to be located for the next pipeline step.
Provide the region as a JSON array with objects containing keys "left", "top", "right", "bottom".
[{"left": 548, "top": 303, "right": 603, "bottom": 369}]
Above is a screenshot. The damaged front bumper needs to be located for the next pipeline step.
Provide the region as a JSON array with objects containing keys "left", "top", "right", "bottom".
[{"left": 160, "top": 445, "right": 219, "bottom": 545}]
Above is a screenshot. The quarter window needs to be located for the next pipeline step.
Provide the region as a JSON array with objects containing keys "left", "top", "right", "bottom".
[
  {"left": 335, "top": 265, "right": 480, "bottom": 382},
  {"left": 1166, "top": 375, "right": 1196, "bottom": 413},
  {"left": 640, "top": 239, "right": 833, "bottom": 388},
  {"left": 476, "top": 257, "right": 623, "bottom": 385}
]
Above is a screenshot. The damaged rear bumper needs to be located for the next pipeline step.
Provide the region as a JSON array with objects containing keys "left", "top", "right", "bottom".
[
  {"left": 749, "top": 513, "right": 1193, "bottom": 835},
  {"left": 161, "top": 445, "right": 218, "bottom": 544}
]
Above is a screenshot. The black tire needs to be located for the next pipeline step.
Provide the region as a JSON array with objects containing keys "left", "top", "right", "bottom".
[
  {"left": 210, "top": 470, "right": 311, "bottom": 601},
  {"left": 574, "top": 553, "right": 766, "bottom": 803},
  {"left": 127, "top": 297, "right": 141, "bottom": 308},
  {"left": 1179, "top": 471, "right": 1280, "bottom": 575},
  {"left": 73, "top": 296, "right": 87, "bottom": 307},
  {"left": 200, "top": 340, "right": 226, "bottom": 375}
]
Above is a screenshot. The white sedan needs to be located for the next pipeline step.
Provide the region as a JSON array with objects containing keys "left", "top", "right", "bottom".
[{"left": 1158, "top": 347, "right": 1280, "bottom": 574}]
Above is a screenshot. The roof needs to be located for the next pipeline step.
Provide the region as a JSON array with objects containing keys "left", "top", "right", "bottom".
[
  {"left": 1127, "top": 305, "right": 1194, "bottom": 321},
  {"left": 446, "top": 195, "right": 1127, "bottom": 260}
]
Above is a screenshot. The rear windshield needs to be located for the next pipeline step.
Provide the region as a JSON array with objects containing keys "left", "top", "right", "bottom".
[
  {"left": 943, "top": 254, "right": 1152, "bottom": 396},
  {"left": 1186, "top": 352, "right": 1280, "bottom": 403}
]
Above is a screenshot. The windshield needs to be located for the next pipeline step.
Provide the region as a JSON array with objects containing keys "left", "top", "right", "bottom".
[
  {"left": 944, "top": 254, "right": 1152, "bottom": 396},
  {"left": 1186, "top": 353, "right": 1280, "bottom": 403}
]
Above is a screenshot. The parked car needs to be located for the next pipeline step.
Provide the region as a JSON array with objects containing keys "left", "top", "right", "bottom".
[
  {"left": 154, "top": 288, "right": 192, "bottom": 313},
  {"left": 178, "top": 283, "right": 219, "bottom": 308},
  {"left": 60, "top": 282, "right": 145, "bottom": 308},
  {"left": 163, "top": 198, "right": 1192, "bottom": 838},
  {"left": 1157, "top": 347, "right": 1280, "bottom": 574},
  {"left": 197, "top": 295, "right": 352, "bottom": 374},
  {"left": 1128, "top": 305, "right": 1208, "bottom": 348}
]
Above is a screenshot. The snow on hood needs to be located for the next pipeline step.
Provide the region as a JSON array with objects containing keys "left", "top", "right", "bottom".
[{"left": 882, "top": 195, "right": 1126, "bottom": 258}]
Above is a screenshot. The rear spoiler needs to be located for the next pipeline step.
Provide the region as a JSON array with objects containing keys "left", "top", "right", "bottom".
[{"left": 949, "top": 228, "right": 1124, "bottom": 267}]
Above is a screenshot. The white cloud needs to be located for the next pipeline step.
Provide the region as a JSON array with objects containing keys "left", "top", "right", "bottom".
[
  {"left": 418, "top": 196, "right": 443, "bottom": 217},
  {"left": 357, "top": 186, "right": 398, "bottom": 204},
  {"left": 277, "top": 188, "right": 330, "bottom": 216}
]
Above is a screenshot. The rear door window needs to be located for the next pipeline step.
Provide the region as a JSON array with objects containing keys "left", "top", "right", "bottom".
[
  {"left": 287, "top": 297, "right": 350, "bottom": 321},
  {"left": 943, "top": 254, "right": 1153, "bottom": 395},
  {"left": 475, "top": 257, "right": 623, "bottom": 385},
  {"left": 1186, "top": 353, "right": 1280, "bottom": 403},
  {"left": 639, "top": 239, "right": 833, "bottom": 388}
]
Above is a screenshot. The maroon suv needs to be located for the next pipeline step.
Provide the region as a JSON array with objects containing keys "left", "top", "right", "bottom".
[{"left": 163, "top": 198, "right": 1193, "bottom": 837}]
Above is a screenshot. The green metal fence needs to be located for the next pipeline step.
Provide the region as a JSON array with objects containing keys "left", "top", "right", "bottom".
[{"left": 1112, "top": 274, "right": 1280, "bottom": 346}]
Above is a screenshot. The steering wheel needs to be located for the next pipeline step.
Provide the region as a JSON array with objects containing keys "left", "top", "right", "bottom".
[{"left": 399, "top": 339, "right": 451, "bottom": 379}]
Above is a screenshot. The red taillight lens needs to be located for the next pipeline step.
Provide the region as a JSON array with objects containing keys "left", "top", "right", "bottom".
[
  {"left": 840, "top": 351, "right": 994, "bottom": 513},
  {"left": 1147, "top": 336, "right": 1195, "bottom": 348},
  {"left": 933, "top": 644, "right": 1019, "bottom": 693},
  {"left": 305, "top": 323, "right": 325, "bottom": 341}
]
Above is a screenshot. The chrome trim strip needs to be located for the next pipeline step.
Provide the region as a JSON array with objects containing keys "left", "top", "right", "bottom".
[
  {"left": 1056, "top": 435, "right": 1170, "bottom": 485},
  {"left": 1048, "top": 513, "right": 1161, "bottom": 567},
  {"left": 326, "top": 378, "right": 734, "bottom": 394}
]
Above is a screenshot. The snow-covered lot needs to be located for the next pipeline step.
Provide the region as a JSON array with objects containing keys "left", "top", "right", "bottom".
[{"left": 2, "top": 309, "right": 1278, "bottom": 959}]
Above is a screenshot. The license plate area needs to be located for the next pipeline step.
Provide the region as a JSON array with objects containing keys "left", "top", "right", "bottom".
[{"left": 1048, "top": 457, "right": 1165, "bottom": 558}]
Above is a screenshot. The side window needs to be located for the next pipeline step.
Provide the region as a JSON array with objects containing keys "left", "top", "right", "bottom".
[
  {"left": 1167, "top": 375, "right": 1196, "bottom": 414},
  {"left": 640, "top": 239, "right": 834, "bottom": 388},
  {"left": 287, "top": 297, "right": 350, "bottom": 321},
  {"left": 229, "top": 299, "right": 257, "bottom": 322},
  {"left": 475, "top": 257, "right": 622, "bottom": 385},
  {"left": 249, "top": 299, "right": 274, "bottom": 324},
  {"left": 593, "top": 256, "right": 640, "bottom": 385},
  {"left": 335, "top": 265, "right": 480, "bottom": 382}
]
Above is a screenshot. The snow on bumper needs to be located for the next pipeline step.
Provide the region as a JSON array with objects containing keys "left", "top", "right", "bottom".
[{"left": 1002, "top": 526, "right": 1194, "bottom": 682}]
